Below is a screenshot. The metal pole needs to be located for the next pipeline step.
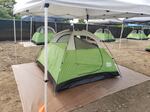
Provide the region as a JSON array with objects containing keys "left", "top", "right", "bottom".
[
  {"left": 119, "top": 23, "right": 124, "bottom": 49},
  {"left": 86, "top": 21, "right": 88, "bottom": 31},
  {"left": 13, "top": 16, "right": 17, "bottom": 43},
  {"left": 13, "top": 15, "right": 17, "bottom": 64},
  {"left": 86, "top": 14, "right": 89, "bottom": 31},
  {"left": 21, "top": 18, "right": 23, "bottom": 43},
  {"left": 54, "top": 20, "right": 57, "bottom": 32},
  {"left": 30, "top": 15, "right": 33, "bottom": 42},
  {"left": 44, "top": 2, "right": 49, "bottom": 112},
  {"left": 86, "top": 14, "right": 89, "bottom": 40}
]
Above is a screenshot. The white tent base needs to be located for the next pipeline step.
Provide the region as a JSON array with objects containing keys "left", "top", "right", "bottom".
[
  {"left": 18, "top": 41, "right": 37, "bottom": 47},
  {"left": 12, "top": 62, "right": 150, "bottom": 112}
]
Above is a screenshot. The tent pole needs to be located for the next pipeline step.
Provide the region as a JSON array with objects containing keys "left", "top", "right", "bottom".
[
  {"left": 44, "top": 2, "right": 49, "bottom": 112},
  {"left": 119, "top": 23, "right": 124, "bottom": 49},
  {"left": 13, "top": 16, "right": 17, "bottom": 44},
  {"left": 21, "top": 18, "right": 23, "bottom": 43},
  {"left": 30, "top": 15, "right": 33, "bottom": 42}
]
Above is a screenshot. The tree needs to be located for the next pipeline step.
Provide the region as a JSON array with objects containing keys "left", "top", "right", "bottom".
[
  {"left": 78, "top": 19, "right": 85, "bottom": 24},
  {"left": 0, "top": 0, "right": 17, "bottom": 19}
]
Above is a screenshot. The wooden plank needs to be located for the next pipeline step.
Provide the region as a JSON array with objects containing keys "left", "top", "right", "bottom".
[{"left": 12, "top": 63, "right": 150, "bottom": 112}]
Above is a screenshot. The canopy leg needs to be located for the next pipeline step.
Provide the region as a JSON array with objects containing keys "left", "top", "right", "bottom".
[
  {"left": 86, "top": 14, "right": 89, "bottom": 40},
  {"left": 119, "top": 23, "right": 124, "bottom": 49},
  {"left": 13, "top": 16, "right": 17, "bottom": 44},
  {"left": 30, "top": 15, "right": 33, "bottom": 42},
  {"left": 44, "top": 2, "right": 49, "bottom": 112},
  {"left": 20, "top": 18, "right": 23, "bottom": 44},
  {"left": 54, "top": 20, "right": 57, "bottom": 32}
]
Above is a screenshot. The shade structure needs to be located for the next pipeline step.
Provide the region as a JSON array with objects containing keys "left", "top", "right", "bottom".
[
  {"left": 127, "top": 29, "right": 148, "bottom": 40},
  {"left": 13, "top": 0, "right": 150, "bottom": 19},
  {"left": 13, "top": 0, "right": 150, "bottom": 111},
  {"left": 88, "top": 19, "right": 122, "bottom": 25},
  {"left": 37, "top": 30, "right": 119, "bottom": 92},
  {"left": 124, "top": 17, "right": 150, "bottom": 23},
  {"left": 31, "top": 26, "right": 56, "bottom": 45},
  {"left": 94, "top": 28, "right": 115, "bottom": 42}
]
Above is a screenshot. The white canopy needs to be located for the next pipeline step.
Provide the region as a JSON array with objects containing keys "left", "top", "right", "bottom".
[
  {"left": 88, "top": 19, "right": 122, "bottom": 24},
  {"left": 13, "top": 1, "right": 150, "bottom": 112},
  {"left": 13, "top": 0, "right": 150, "bottom": 19},
  {"left": 124, "top": 17, "right": 150, "bottom": 23}
]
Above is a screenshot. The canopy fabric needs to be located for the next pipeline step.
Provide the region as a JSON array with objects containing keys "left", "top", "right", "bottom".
[
  {"left": 13, "top": 0, "right": 150, "bottom": 19},
  {"left": 124, "top": 17, "right": 150, "bottom": 23},
  {"left": 88, "top": 19, "right": 122, "bottom": 24}
]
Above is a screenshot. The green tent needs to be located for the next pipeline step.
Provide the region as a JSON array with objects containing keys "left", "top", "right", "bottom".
[
  {"left": 127, "top": 30, "right": 148, "bottom": 40},
  {"left": 145, "top": 45, "right": 150, "bottom": 52},
  {"left": 31, "top": 26, "right": 56, "bottom": 45},
  {"left": 147, "top": 34, "right": 150, "bottom": 39},
  {"left": 94, "top": 28, "right": 115, "bottom": 42},
  {"left": 37, "top": 30, "right": 120, "bottom": 92}
]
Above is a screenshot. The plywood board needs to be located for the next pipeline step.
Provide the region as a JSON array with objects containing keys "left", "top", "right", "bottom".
[{"left": 12, "top": 63, "right": 150, "bottom": 112}]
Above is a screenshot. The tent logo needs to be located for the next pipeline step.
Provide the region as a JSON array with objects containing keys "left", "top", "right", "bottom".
[{"left": 106, "top": 62, "right": 112, "bottom": 67}]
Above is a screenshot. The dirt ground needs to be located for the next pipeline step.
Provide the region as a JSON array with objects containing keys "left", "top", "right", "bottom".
[{"left": 0, "top": 39, "right": 150, "bottom": 112}]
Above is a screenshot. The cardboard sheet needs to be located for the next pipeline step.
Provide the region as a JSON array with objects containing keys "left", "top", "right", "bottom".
[{"left": 12, "top": 63, "right": 150, "bottom": 112}]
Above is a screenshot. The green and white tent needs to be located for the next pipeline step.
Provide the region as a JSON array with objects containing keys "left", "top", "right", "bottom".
[
  {"left": 37, "top": 30, "right": 119, "bottom": 92},
  {"left": 127, "top": 29, "right": 148, "bottom": 40},
  {"left": 31, "top": 26, "right": 56, "bottom": 45},
  {"left": 147, "top": 34, "right": 150, "bottom": 39},
  {"left": 145, "top": 45, "right": 150, "bottom": 51},
  {"left": 94, "top": 28, "right": 115, "bottom": 42}
]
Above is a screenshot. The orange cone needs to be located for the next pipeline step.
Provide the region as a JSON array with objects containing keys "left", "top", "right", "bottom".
[{"left": 39, "top": 105, "right": 45, "bottom": 112}]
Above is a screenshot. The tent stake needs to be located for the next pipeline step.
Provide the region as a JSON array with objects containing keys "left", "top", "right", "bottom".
[{"left": 44, "top": 2, "right": 49, "bottom": 112}]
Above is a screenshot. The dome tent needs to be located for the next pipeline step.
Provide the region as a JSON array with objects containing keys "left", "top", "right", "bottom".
[
  {"left": 31, "top": 26, "right": 56, "bottom": 45},
  {"left": 147, "top": 34, "right": 150, "bottom": 39},
  {"left": 37, "top": 30, "right": 120, "bottom": 92},
  {"left": 145, "top": 46, "right": 150, "bottom": 52},
  {"left": 127, "top": 29, "right": 148, "bottom": 40},
  {"left": 94, "top": 28, "right": 115, "bottom": 42}
]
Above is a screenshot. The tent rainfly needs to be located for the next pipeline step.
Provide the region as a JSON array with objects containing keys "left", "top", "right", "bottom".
[
  {"left": 94, "top": 28, "right": 115, "bottom": 42},
  {"left": 31, "top": 26, "right": 56, "bottom": 45},
  {"left": 127, "top": 29, "right": 148, "bottom": 40},
  {"left": 13, "top": 0, "right": 150, "bottom": 111}
]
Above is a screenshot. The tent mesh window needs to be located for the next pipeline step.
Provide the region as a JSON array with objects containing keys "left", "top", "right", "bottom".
[
  {"left": 37, "top": 26, "right": 54, "bottom": 33},
  {"left": 74, "top": 36, "right": 98, "bottom": 49},
  {"left": 57, "top": 34, "right": 70, "bottom": 43},
  {"left": 96, "top": 29, "right": 110, "bottom": 34}
]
